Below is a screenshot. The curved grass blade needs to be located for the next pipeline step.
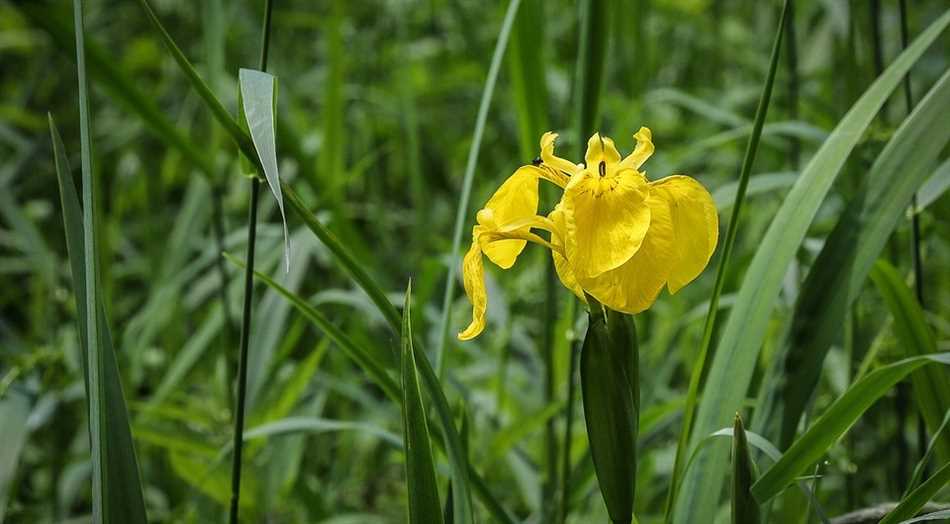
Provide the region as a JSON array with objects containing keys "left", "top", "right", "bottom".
[
  {"left": 751, "top": 353, "right": 950, "bottom": 502},
  {"left": 879, "top": 462, "right": 950, "bottom": 524},
  {"left": 0, "top": 391, "right": 30, "bottom": 522},
  {"left": 906, "top": 410, "right": 950, "bottom": 496},
  {"left": 678, "top": 12, "right": 950, "bottom": 521},
  {"left": 240, "top": 68, "right": 289, "bottom": 271},
  {"left": 435, "top": 0, "right": 522, "bottom": 378},
  {"left": 666, "top": 1, "right": 790, "bottom": 520},
  {"left": 917, "top": 158, "right": 950, "bottom": 211},
  {"left": 897, "top": 509, "right": 950, "bottom": 524},
  {"left": 731, "top": 415, "right": 760, "bottom": 524},
  {"left": 870, "top": 260, "right": 950, "bottom": 460},
  {"left": 51, "top": 109, "right": 148, "bottom": 524},
  {"left": 769, "top": 68, "right": 950, "bottom": 450},
  {"left": 401, "top": 282, "right": 445, "bottom": 524},
  {"left": 242, "top": 417, "right": 402, "bottom": 447}
]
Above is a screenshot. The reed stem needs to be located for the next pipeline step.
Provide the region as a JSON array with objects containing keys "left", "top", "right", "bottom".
[{"left": 228, "top": 1, "right": 274, "bottom": 522}]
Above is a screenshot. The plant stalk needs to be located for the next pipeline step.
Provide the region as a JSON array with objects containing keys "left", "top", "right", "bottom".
[{"left": 228, "top": 1, "right": 274, "bottom": 522}]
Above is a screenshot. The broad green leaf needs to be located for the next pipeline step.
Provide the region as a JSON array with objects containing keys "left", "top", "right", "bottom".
[
  {"left": 0, "top": 391, "right": 30, "bottom": 521},
  {"left": 751, "top": 353, "right": 950, "bottom": 502},
  {"left": 401, "top": 282, "right": 444, "bottom": 524},
  {"left": 879, "top": 462, "right": 950, "bottom": 524},
  {"left": 678, "top": 12, "right": 950, "bottom": 521},
  {"left": 580, "top": 306, "right": 638, "bottom": 524},
  {"left": 240, "top": 68, "right": 289, "bottom": 270},
  {"left": 731, "top": 414, "right": 759, "bottom": 524},
  {"left": 667, "top": 1, "right": 790, "bottom": 520},
  {"left": 766, "top": 68, "right": 950, "bottom": 450},
  {"left": 51, "top": 110, "right": 147, "bottom": 524},
  {"left": 870, "top": 260, "right": 950, "bottom": 459}
]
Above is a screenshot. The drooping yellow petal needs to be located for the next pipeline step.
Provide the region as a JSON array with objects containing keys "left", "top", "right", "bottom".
[
  {"left": 458, "top": 235, "right": 487, "bottom": 341},
  {"left": 580, "top": 194, "right": 676, "bottom": 313},
  {"left": 584, "top": 133, "right": 622, "bottom": 170},
  {"left": 619, "top": 127, "right": 654, "bottom": 171},
  {"left": 649, "top": 175, "right": 719, "bottom": 293},
  {"left": 562, "top": 167, "right": 652, "bottom": 279},
  {"left": 540, "top": 132, "right": 583, "bottom": 177},
  {"left": 548, "top": 205, "right": 585, "bottom": 300}
]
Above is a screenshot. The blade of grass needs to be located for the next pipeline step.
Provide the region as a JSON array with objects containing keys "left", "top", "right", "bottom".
[
  {"left": 767, "top": 67, "right": 950, "bottom": 449},
  {"left": 731, "top": 414, "right": 760, "bottom": 524},
  {"left": 435, "top": 0, "right": 521, "bottom": 379},
  {"left": 751, "top": 353, "right": 950, "bottom": 502},
  {"left": 665, "top": 1, "right": 789, "bottom": 521},
  {"left": 51, "top": 110, "right": 148, "bottom": 523},
  {"left": 870, "top": 260, "right": 950, "bottom": 460},
  {"left": 401, "top": 282, "right": 445, "bottom": 524},
  {"left": 881, "top": 464, "right": 950, "bottom": 524},
  {"left": 677, "top": 11, "right": 950, "bottom": 521},
  {"left": 0, "top": 391, "right": 30, "bottom": 522},
  {"left": 905, "top": 410, "right": 950, "bottom": 496}
]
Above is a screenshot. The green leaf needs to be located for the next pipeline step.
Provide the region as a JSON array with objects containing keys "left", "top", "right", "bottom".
[
  {"left": 751, "top": 353, "right": 950, "bottom": 502},
  {"left": 239, "top": 68, "right": 289, "bottom": 270},
  {"left": 51, "top": 111, "right": 148, "bottom": 524},
  {"left": 879, "top": 462, "right": 950, "bottom": 524},
  {"left": 731, "top": 414, "right": 760, "bottom": 524},
  {"left": 767, "top": 67, "right": 950, "bottom": 450},
  {"left": 573, "top": 0, "right": 609, "bottom": 149},
  {"left": 243, "top": 417, "right": 402, "bottom": 448},
  {"left": 508, "top": 0, "right": 548, "bottom": 160},
  {"left": 869, "top": 260, "right": 950, "bottom": 460},
  {"left": 677, "top": 11, "right": 950, "bottom": 521},
  {"left": 401, "top": 281, "right": 445, "bottom": 524},
  {"left": 917, "top": 158, "right": 950, "bottom": 211},
  {"left": 0, "top": 391, "right": 30, "bottom": 522},
  {"left": 667, "top": 1, "right": 790, "bottom": 520},
  {"left": 580, "top": 307, "right": 638, "bottom": 524},
  {"left": 905, "top": 410, "right": 950, "bottom": 496},
  {"left": 896, "top": 509, "right": 950, "bottom": 524}
]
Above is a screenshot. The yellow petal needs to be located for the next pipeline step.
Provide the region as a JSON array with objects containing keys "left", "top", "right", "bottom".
[
  {"left": 458, "top": 236, "right": 487, "bottom": 341},
  {"left": 619, "top": 127, "right": 654, "bottom": 171},
  {"left": 548, "top": 205, "right": 585, "bottom": 300},
  {"left": 584, "top": 133, "right": 622, "bottom": 170},
  {"left": 580, "top": 194, "right": 676, "bottom": 313},
  {"left": 649, "top": 175, "right": 719, "bottom": 293},
  {"left": 540, "top": 132, "right": 583, "bottom": 177},
  {"left": 476, "top": 166, "right": 540, "bottom": 268},
  {"left": 481, "top": 165, "right": 540, "bottom": 227},
  {"left": 562, "top": 169, "right": 651, "bottom": 279}
]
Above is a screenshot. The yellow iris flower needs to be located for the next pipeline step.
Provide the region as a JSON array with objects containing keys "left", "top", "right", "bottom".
[{"left": 458, "top": 128, "right": 719, "bottom": 340}]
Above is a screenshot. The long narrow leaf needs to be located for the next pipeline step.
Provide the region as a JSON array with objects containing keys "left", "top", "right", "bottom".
[
  {"left": 677, "top": 12, "right": 950, "bottom": 521},
  {"left": 751, "top": 353, "right": 950, "bottom": 502},
  {"left": 51, "top": 111, "right": 148, "bottom": 523},
  {"left": 769, "top": 68, "right": 950, "bottom": 450},
  {"left": 879, "top": 462, "right": 950, "bottom": 524},
  {"left": 401, "top": 283, "right": 444, "bottom": 524}
]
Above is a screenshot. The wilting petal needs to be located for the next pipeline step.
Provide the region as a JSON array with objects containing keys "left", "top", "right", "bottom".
[
  {"left": 619, "top": 127, "right": 654, "bottom": 172},
  {"left": 458, "top": 236, "right": 487, "bottom": 341},
  {"left": 584, "top": 133, "right": 622, "bottom": 169},
  {"left": 548, "top": 205, "right": 585, "bottom": 300},
  {"left": 540, "top": 132, "right": 583, "bottom": 177},
  {"left": 562, "top": 170, "right": 651, "bottom": 279},
  {"left": 580, "top": 194, "right": 676, "bottom": 313},
  {"left": 649, "top": 175, "right": 719, "bottom": 293}
]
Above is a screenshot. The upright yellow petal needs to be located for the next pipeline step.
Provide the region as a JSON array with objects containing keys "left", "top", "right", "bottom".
[
  {"left": 584, "top": 133, "right": 622, "bottom": 170},
  {"left": 476, "top": 166, "right": 540, "bottom": 268},
  {"left": 619, "top": 127, "right": 654, "bottom": 171},
  {"left": 649, "top": 175, "right": 719, "bottom": 293},
  {"left": 540, "top": 132, "right": 583, "bottom": 177},
  {"left": 458, "top": 235, "right": 488, "bottom": 341},
  {"left": 548, "top": 205, "right": 585, "bottom": 300},
  {"left": 562, "top": 169, "right": 651, "bottom": 279},
  {"left": 580, "top": 194, "right": 676, "bottom": 313}
]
